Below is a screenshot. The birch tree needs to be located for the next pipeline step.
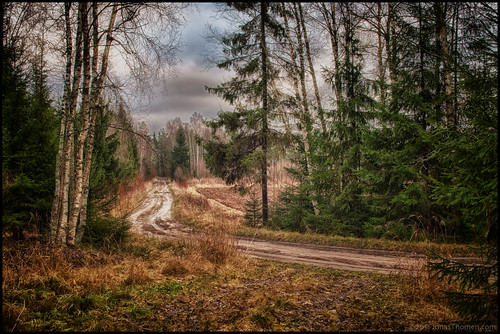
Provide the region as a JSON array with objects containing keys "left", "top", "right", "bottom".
[
  {"left": 279, "top": 2, "right": 320, "bottom": 216},
  {"left": 49, "top": 2, "right": 186, "bottom": 246}
]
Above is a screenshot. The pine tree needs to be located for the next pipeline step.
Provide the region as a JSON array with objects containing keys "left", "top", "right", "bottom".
[
  {"left": 81, "top": 102, "right": 132, "bottom": 246},
  {"left": 357, "top": 3, "right": 451, "bottom": 240},
  {"left": 243, "top": 189, "right": 262, "bottom": 228},
  {"left": 427, "top": 244, "right": 497, "bottom": 324},
  {"left": 171, "top": 127, "right": 190, "bottom": 181},
  {"left": 2, "top": 47, "right": 58, "bottom": 238},
  {"left": 203, "top": 2, "right": 284, "bottom": 223},
  {"left": 318, "top": 2, "right": 374, "bottom": 237}
]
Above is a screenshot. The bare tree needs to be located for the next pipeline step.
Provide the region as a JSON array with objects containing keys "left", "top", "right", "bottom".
[
  {"left": 47, "top": 2, "right": 187, "bottom": 246},
  {"left": 297, "top": 3, "right": 326, "bottom": 133},
  {"left": 279, "top": 2, "right": 320, "bottom": 215},
  {"left": 434, "top": 2, "right": 454, "bottom": 127},
  {"left": 316, "top": 2, "right": 343, "bottom": 107}
]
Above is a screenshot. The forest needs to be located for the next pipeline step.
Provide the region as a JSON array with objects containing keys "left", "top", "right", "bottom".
[{"left": 2, "top": 2, "right": 497, "bottom": 331}]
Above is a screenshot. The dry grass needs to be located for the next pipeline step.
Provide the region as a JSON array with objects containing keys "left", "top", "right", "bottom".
[
  {"left": 172, "top": 178, "right": 475, "bottom": 257},
  {"left": 395, "top": 256, "right": 459, "bottom": 303},
  {"left": 187, "top": 227, "right": 238, "bottom": 266},
  {"left": 2, "top": 231, "right": 469, "bottom": 332},
  {"left": 2, "top": 176, "right": 482, "bottom": 331},
  {"left": 1, "top": 230, "right": 240, "bottom": 332},
  {"left": 168, "top": 179, "right": 240, "bottom": 269},
  {"left": 110, "top": 176, "right": 154, "bottom": 218},
  {"left": 237, "top": 226, "right": 478, "bottom": 257},
  {"left": 123, "top": 260, "right": 154, "bottom": 286},
  {"left": 169, "top": 180, "right": 244, "bottom": 230}
]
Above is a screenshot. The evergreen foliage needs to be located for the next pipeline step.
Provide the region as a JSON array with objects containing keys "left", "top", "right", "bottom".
[
  {"left": 243, "top": 190, "right": 262, "bottom": 228},
  {"left": 83, "top": 102, "right": 139, "bottom": 247},
  {"left": 81, "top": 214, "right": 131, "bottom": 247},
  {"left": 202, "top": 2, "right": 285, "bottom": 222},
  {"left": 171, "top": 127, "right": 190, "bottom": 180},
  {"left": 268, "top": 3, "right": 497, "bottom": 245},
  {"left": 427, "top": 244, "right": 498, "bottom": 324},
  {"left": 2, "top": 46, "right": 58, "bottom": 238}
]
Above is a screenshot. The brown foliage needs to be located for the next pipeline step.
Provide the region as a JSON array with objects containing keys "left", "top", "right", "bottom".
[
  {"left": 187, "top": 227, "right": 238, "bottom": 266},
  {"left": 111, "top": 176, "right": 153, "bottom": 218}
]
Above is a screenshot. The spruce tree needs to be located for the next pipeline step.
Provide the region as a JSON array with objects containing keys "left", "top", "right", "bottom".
[
  {"left": 82, "top": 102, "right": 133, "bottom": 246},
  {"left": 243, "top": 189, "right": 262, "bottom": 228},
  {"left": 2, "top": 48, "right": 58, "bottom": 238},
  {"left": 202, "top": 2, "right": 284, "bottom": 223},
  {"left": 171, "top": 127, "right": 190, "bottom": 180},
  {"left": 318, "top": 2, "right": 374, "bottom": 237}
]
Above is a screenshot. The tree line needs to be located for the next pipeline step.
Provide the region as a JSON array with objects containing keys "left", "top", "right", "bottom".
[
  {"left": 150, "top": 113, "right": 213, "bottom": 181},
  {"left": 201, "top": 2, "right": 497, "bottom": 244},
  {"left": 200, "top": 4, "right": 497, "bottom": 321}
]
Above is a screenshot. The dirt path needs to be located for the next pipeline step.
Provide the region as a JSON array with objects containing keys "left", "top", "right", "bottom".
[
  {"left": 127, "top": 180, "right": 193, "bottom": 238},
  {"left": 126, "top": 181, "right": 432, "bottom": 275}
]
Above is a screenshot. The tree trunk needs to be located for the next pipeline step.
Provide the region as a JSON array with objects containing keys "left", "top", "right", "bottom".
[
  {"left": 320, "top": 2, "right": 343, "bottom": 105},
  {"left": 287, "top": 2, "right": 320, "bottom": 216},
  {"left": 75, "top": 3, "right": 118, "bottom": 244},
  {"left": 50, "top": 2, "right": 72, "bottom": 243},
  {"left": 386, "top": 2, "right": 396, "bottom": 99},
  {"left": 377, "top": 3, "right": 386, "bottom": 106},
  {"left": 76, "top": 2, "right": 101, "bottom": 244},
  {"left": 260, "top": 2, "right": 269, "bottom": 223},
  {"left": 67, "top": 2, "right": 91, "bottom": 246},
  {"left": 297, "top": 3, "right": 326, "bottom": 133},
  {"left": 56, "top": 2, "right": 85, "bottom": 244},
  {"left": 435, "top": 2, "right": 454, "bottom": 127}
]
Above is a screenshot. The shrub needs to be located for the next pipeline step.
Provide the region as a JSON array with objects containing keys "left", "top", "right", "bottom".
[
  {"left": 82, "top": 214, "right": 130, "bottom": 248},
  {"left": 188, "top": 227, "right": 237, "bottom": 266},
  {"left": 427, "top": 244, "right": 498, "bottom": 324}
]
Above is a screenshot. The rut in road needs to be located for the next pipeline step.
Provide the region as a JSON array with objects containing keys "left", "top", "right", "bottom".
[{"left": 126, "top": 180, "right": 434, "bottom": 275}]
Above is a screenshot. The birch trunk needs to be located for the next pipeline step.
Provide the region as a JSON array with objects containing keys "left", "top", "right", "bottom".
[
  {"left": 56, "top": 2, "right": 85, "bottom": 244},
  {"left": 377, "top": 3, "right": 386, "bottom": 106},
  {"left": 49, "top": 2, "right": 72, "bottom": 243},
  {"left": 260, "top": 2, "right": 269, "bottom": 223},
  {"left": 435, "top": 2, "right": 454, "bottom": 127},
  {"left": 386, "top": 2, "right": 396, "bottom": 98},
  {"left": 284, "top": 3, "right": 320, "bottom": 216},
  {"left": 76, "top": 2, "right": 101, "bottom": 244},
  {"left": 297, "top": 3, "right": 326, "bottom": 133},
  {"left": 75, "top": 3, "right": 118, "bottom": 244},
  {"left": 67, "top": 2, "right": 91, "bottom": 246},
  {"left": 320, "top": 3, "right": 343, "bottom": 105}
]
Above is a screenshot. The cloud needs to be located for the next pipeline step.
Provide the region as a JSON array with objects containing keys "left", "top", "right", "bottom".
[
  {"left": 131, "top": 3, "right": 234, "bottom": 133},
  {"left": 133, "top": 59, "right": 233, "bottom": 133}
]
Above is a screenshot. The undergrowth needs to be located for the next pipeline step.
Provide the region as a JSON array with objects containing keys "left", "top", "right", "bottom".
[{"left": 3, "top": 232, "right": 476, "bottom": 332}]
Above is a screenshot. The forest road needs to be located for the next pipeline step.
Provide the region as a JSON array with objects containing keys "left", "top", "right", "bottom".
[{"left": 126, "top": 180, "right": 468, "bottom": 275}]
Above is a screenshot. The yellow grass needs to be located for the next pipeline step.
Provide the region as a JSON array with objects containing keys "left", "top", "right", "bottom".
[
  {"left": 110, "top": 177, "right": 154, "bottom": 218},
  {"left": 169, "top": 180, "right": 244, "bottom": 230},
  {"left": 2, "top": 231, "right": 466, "bottom": 332}
]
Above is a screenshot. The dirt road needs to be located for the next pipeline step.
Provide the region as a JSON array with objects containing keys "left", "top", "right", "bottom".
[
  {"left": 126, "top": 181, "right": 428, "bottom": 275},
  {"left": 127, "top": 180, "right": 193, "bottom": 238}
]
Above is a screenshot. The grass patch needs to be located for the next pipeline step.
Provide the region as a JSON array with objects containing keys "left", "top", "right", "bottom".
[
  {"left": 3, "top": 233, "right": 482, "bottom": 332},
  {"left": 171, "top": 177, "right": 477, "bottom": 258},
  {"left": 169, "top": 180, "right": 244, "bottom": 230}
]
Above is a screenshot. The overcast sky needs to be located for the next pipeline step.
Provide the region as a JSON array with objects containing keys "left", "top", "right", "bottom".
[{"left": 132, "top": 3, "right": 233, "bottom": 134}]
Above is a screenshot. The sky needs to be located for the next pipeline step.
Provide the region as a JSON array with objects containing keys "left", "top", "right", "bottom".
[{"left": 132, "top": 3, "right": 233, "bottom": 134}]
